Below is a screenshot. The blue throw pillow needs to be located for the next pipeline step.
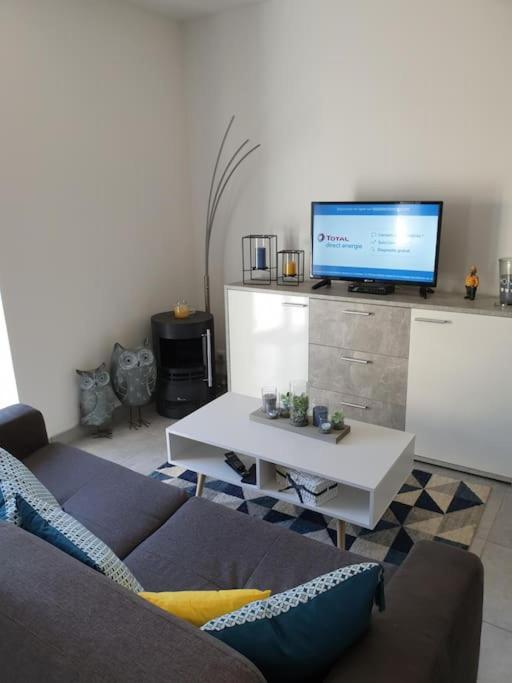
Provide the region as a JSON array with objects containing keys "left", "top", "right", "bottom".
[
  {"left": 202, "top": 562, "right": 385, "bottom": 682},
  {"left": 16, "top": 494, "right": 144, "bottom": 593},
  {"left": 0, "top": 447, "right": 59, "bottom": 524}
]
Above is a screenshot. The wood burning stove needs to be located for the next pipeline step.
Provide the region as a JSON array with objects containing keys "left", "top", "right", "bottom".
[{"left": 151, "top": 311, "right": 216, "bottom": 418}]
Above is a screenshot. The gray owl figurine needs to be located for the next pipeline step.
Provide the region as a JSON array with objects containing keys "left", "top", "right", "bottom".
[
  {"left": 111, "top": 338, "right": 157, "bottom": 429},
  {"left": 76, "top": 363, "right": 120, "bottom": 438}
]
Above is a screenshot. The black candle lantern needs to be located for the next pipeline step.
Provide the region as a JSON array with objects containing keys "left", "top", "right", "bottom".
[
  {"left": 277, "top": 249, "right": 305, "bottom": 286},
  {"left": 242, "top": 234, "right": 278, "bottom": 285}
]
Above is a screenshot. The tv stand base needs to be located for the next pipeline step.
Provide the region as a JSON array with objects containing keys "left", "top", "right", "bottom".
[
  {"left": 348, "top": 283, "right": 395, "bottom": 295},
  {"left": 311, "top": 278, "right": 332, "bottom": 290}
]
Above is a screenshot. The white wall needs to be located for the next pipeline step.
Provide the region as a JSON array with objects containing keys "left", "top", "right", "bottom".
[
  {"left": 184, "top": 0, "right": 512, "bottom": 347},
  {"left": 0, "top": 293, "right": 19, "bottom": 409},
  {"left": 2, "top": 0, "right": 511, "bottom": 434},
  {"left": 0, "top": 0, "right": 192, "bottom": 436}
]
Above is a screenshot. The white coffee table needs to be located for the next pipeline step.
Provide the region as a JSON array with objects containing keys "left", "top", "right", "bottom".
[{"left": 166, "top": 392, "right": 415, "bottom": 549}]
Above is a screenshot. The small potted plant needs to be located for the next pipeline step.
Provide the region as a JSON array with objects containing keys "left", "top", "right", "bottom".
[
  {"left": 290, "top": 393, "right": 309, "bottom": 427},
  {"left": 330, "top": 410, "right": 345, "bottom": 430}
]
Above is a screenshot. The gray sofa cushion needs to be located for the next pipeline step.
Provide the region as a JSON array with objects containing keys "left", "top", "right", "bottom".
[
  {"left": 24, "top": 442, "right": 117, "bottom": 504},
  {"left": 0, "top": 522, "right": 265, "bottom": 683},
  {"left": 124, "top": 496, "right": 396, "bottom": 593},
  {"left": 25, "top": 443, "right": 188, "bottom": 558}
]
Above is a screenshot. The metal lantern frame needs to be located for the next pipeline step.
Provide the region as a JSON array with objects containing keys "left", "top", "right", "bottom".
[
  {"left": 242, "top": 234, "right": 278, "bottom": 285},
  {"left": 277, "top": 249, "right": 305, "bottom": 286}
]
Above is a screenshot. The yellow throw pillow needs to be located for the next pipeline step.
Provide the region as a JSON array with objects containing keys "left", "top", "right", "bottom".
[{"left": 139, "top": 588, "right": 271, "bottom": 627}]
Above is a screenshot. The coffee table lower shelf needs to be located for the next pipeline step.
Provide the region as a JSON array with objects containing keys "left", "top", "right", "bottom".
[{"left": 166, "top": 437, "right": 377, "bottom": 550}]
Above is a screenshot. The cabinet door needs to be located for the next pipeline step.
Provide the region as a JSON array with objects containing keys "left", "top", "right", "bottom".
[
  {"left": 406, "top": 309, "right": 512, "bottom": 479},
  {"left": 226, "top": 289, "right": 309, "bottom": 398}
]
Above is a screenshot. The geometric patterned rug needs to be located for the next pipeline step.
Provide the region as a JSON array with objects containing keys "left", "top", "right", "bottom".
[{"left": 150, "top": 464, "right": 491, "bottom": 566}]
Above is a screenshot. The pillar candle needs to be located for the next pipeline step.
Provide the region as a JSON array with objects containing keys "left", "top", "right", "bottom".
[
  {"left": 284, "top": 260, "right": 297, "bottom": 277},
  {"left": 256, "top": 246, "right": 267, "bottom": 270}
]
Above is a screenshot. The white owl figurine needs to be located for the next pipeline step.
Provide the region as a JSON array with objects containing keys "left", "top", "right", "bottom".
[
  {"left": 111, "top": 338, "right": 157, "bottom": 429},
  {"left": 76, "top": 363, "right": 120, "bottom": 438}
]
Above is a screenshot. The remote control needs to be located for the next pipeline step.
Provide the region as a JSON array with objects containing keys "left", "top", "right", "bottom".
[
  {"left": 224, "top": 451, "right": 248, "bottom": 476},
  {"left": 241, "top": 464, "right": 256, "bottom": 485}
]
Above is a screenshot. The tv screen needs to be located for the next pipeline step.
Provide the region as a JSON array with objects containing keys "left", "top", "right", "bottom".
[{"left": 311, "top": 201, "right": 443, "bottom": 286}]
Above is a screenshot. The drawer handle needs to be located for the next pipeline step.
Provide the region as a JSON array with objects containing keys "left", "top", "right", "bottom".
[
  {"left": 341, "top": 310, "right": 374, "bottom": 316},
  {"left": 340, "top": 400, "right": 368, "bottom": 410},
  {"left": 282, "top": 302, "right": 308, "bottom": 308},
  {"left": 340, "top": 356, "right": 372, "bottom": 365},
  {"left": 414, "top": 317, "right": 452, "bottom": 324}
]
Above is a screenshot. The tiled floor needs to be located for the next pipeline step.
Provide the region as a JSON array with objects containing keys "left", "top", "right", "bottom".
[{"left": 71, "top": 405, "right": 512, "bottom": 683}]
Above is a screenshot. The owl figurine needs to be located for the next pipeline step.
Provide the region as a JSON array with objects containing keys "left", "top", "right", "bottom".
[
  {"left": 111, "top": 339, "right": 157, "bottom": 429},
  {"left": 76, "top": 363, "right": 120, "bottom": 438}
]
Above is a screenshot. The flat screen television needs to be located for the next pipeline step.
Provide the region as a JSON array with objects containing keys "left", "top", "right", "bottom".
[{"left": 311, "top": 201, "right": 443, "bottom": 289}]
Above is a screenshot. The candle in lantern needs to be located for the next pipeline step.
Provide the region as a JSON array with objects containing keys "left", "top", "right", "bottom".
[
  {"left": 284, "top": 259, "right": 297, "bottom": 277},
  {"left": 256, "top": 246, "right": 267, "bottom": 270}
]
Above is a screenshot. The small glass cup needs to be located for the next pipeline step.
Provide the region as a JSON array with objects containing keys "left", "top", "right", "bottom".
[
  {"left": 319, "top": 421, "right": 332, "bottom": 434},
  {"left": 261, "top": 385, "right": 278, "bottom": 419}
]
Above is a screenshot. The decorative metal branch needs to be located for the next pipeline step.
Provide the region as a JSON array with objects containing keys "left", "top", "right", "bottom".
[{"left": 204, "top": 116, "right": 261, "bottom": 313}]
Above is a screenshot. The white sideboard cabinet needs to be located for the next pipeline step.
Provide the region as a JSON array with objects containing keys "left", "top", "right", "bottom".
[
  {"left": 226, "top": 289, "right": 309, "bottom": 398},
  {"left": 226, "top": 283, "right": 512, "bottom": 480},
  {"left": 406, "top": 309, "right": 512, "bottom": 479}
]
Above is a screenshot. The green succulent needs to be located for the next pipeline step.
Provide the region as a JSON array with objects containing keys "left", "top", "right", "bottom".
[{"left": 331, "top": 410, "right": 345, "bottom": 428}]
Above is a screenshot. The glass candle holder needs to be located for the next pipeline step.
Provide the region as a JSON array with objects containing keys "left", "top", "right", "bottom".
[
  {"left": 173, "top": 300, "right": 191, "bottom": 319},
  {"left": 278, "top": 250, "right": 305, "bottom": 286},
  {"left": 242, "top": 235, "right": 278, "bottom": 285},
  {"left": 499, "top": 257, "right": 512, "bottom": 305},
  {"left": 289, "top": 379, "right": 309, "bottom": 427},
  {"left": 261, "top": 385, "right": 278, "bottom": 418},
  {"left": 313, "top": 405, "right": 328, "bottom": 427}
]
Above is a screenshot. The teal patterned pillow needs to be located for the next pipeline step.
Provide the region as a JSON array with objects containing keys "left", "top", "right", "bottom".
[
  {"left": 202, "top": 562, "right": 385, "bottom": 682},
  {"left": 0, "top": 447, "right": 59, "bottom": 524},
  {"left": 16, "top": 494, "right": 143, "bottom": 593}
]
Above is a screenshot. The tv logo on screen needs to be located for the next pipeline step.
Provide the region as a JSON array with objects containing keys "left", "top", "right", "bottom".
[{"left": 317, "top": 233, "right": 349, "bottom": 243}]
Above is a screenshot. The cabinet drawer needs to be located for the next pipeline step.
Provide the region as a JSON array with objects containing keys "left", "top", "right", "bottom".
[
  {"left": 310, "top": 299, "right": 410, "bottom": 358},
  {"left": 310, "top": 387, "right": 405, "bottom": 430},
  {"left": 309, "top": 343, "right": 408, "bottom": 406}
]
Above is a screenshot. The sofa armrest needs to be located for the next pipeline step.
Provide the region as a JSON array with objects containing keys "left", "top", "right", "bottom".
[
  {"left": 0, "top": 404, "right": 49, "bottom": 460},
  {"left": 325, "top": 541, "right": 483, "bottom": 683}
]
